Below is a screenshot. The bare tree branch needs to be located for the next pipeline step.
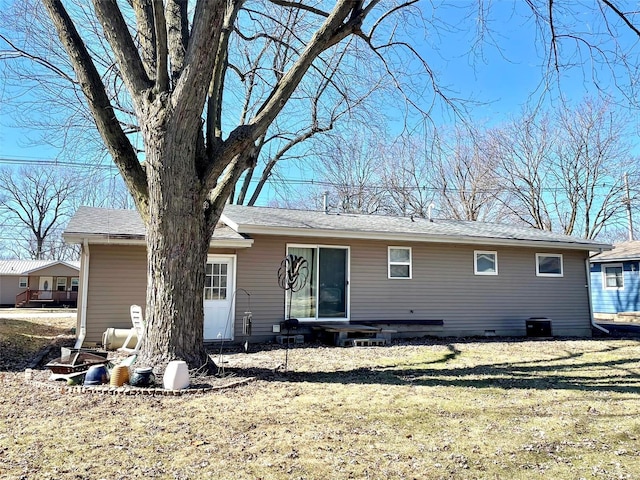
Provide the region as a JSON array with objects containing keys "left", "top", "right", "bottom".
[
  {"left": 92, "top": 0, "right": 153, "bottom": 105},
  {"left": 42, "top": 0, "right": 149, "bottom": 218}
]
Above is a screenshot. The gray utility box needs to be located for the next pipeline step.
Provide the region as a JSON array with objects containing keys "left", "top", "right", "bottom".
[{"left": 526, "top": 318, "right": 552, "bottom": 337}]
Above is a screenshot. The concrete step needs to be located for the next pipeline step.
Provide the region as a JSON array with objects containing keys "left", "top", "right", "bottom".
[{"left": 342, "top": 337, "right": 386, "bottom": 347}]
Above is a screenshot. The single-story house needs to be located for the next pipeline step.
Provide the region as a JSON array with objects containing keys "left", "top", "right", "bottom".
[
  {"left": 590, "top": 241, "right": 640, "bottom": 321},
  {"left": 0, "top": 259, "right": 80, "bottom": 307},
  {"left": 63, "top": 205, "right": 612, "bottom": 347}
]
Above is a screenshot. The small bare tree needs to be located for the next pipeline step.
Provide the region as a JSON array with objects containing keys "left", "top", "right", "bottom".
[
  {"left": 381, "top": 135, "right": 437, "bottom": 218},
  {"left": 0, "top": 166, "right": 83, "bottom": 259},
  {"left": 313, "top": 129, "right": 388, "bottom": 214},
  {"left": 552, "top": 97, "right": 640, "bottom": 239},
  {"left": 432, "top": 127, "right": 504, "bottom": 222},
  {"left": 491, "top": 110, "right": 555, "bottom": 231}
]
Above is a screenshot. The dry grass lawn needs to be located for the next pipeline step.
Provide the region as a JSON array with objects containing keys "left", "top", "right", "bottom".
[{"left": 1, "top": 310, "right": 640, "bottom": 479}]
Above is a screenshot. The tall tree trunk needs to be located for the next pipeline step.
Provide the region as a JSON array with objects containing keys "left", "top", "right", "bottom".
[{"left": 135, "top": 117, "right": 213, "bottom": 371}]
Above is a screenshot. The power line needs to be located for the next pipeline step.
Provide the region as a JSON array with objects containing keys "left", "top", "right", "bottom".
[
  {"left": 0, "top": 156, "right": 117, "bottom": 170},
  {"left": 1, "top": 155, "right": 638, "bottom": 196}
]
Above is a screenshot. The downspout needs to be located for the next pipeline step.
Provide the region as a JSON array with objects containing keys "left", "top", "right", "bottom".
[
  {"left": 74, "top": 239, "right": 90, "bottom": 349},
  {"left": 586, "top": 252, "right": 609, "bottom": 334}
]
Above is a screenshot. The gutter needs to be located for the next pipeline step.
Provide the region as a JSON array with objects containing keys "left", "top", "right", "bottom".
[
  {"left": 74, "top": 239, "right": 90, "bottom": 349},
  {"left": 586, "top": 252, "right": 608, "bottom": 335}
]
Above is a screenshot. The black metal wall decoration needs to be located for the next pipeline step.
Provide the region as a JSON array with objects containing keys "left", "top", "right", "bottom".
[{"left": 277, "top": 254, "right": 309, "bottom": 372}]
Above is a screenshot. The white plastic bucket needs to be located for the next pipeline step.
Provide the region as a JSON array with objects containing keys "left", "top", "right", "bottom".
[{"left": 163, "top": 360, "right": 190, "bottom": 390}]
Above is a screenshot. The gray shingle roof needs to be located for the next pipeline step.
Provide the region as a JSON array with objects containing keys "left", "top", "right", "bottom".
[
  {"left": 0, "top": 260, "right": 79, "bottom": 275},
  {"left": 63, "top": 207, "right": 247, "bottom": 242},
  {"left": 591, "top": 240, "right": 640, "bottom": 262},
  {"left": 63, "top": 205, "right": 611, "bottom": 251},
  {"left": 221, "top": 204, "right": 611, "bottom": 251}
]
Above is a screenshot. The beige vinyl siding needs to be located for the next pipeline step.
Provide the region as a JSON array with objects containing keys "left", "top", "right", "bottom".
[
  {"left": 350, "top": 241, "right": 590, "bottom": 336},
  {"left": 81, "top": 234, "right": 592, "bottom": 345},
  {"left": 29, "top": 264, "right": 79, "bottom": 278},
  {"left": 234, "top": 235, "right": 286, "bottom": 339},
  {"left": 82, "top": 245, "right": 245, "bottom": 345},
  {"left": 237, "top": 235, "right": 591, "bottom": 338},
  {"left": 82, "top": 244, "right": 147, "bottom": 345}
]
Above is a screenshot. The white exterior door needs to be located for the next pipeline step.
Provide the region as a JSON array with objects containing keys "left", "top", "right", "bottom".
[
  {"left": 39, "top": 276, "right": 53, "bottom": 299},
  {"left": 203, "top": 255, "right": 236, "bottom": 341}
]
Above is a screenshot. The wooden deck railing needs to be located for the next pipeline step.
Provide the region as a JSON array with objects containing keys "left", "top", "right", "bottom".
[
  {"left": 15, "top": 289, "right": 78, "bottom": 306},
  {"left": 15, "top": 290, "right": 29, "bottom": 307}
]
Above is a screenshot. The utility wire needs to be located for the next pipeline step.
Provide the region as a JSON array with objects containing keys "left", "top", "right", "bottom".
[{"left": 0, "top": 156, "right": 638, "bottom": 195}]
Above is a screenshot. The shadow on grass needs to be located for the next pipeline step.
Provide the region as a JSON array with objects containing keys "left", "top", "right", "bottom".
[{"left": 221, "top": 340, "right": 640, "bottom": 395}]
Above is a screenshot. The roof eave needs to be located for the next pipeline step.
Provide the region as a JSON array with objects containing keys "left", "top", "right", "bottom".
[
  {"left": 233, "top": 225, "right": 611, "bottom": 251},
  {"left": 23, "top": 261, "right": 80, "bottom": 274},
  {"left": 63, "top": 232, "right": 254, "bottom": 248},
  {"left": 591, "top": 255, "right": 640, "bottom": 263}
]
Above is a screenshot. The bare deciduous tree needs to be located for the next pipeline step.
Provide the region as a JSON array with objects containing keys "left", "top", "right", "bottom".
[
  {"left": 491, "top": 110, "right": 555, "bottom": 231},
  {"left": 381, "top": 135, "right": 437, "bottom": 218},
  {"left": 314, "top": 129, "right": 387, "bottom": 214},
  {"left": 552, "top": 97, "right": 639, "bottom": 239},
  {"left": 490, "top": 99, "right": 640, "bottom": 239},
  {"left": 0, "top": 166, "right": 82, "bottom": 260},
  {"left": 432, "top": 127, "right": 504, "bottom": 222}
]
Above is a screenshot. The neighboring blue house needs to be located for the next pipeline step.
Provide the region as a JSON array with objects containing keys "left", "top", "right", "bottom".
[{"left": 590, "top": 241, "right": 640, "bottom": 317}]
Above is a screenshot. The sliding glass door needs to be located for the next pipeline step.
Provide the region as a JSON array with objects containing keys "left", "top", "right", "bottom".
[{"left": 287, "top": 245, "right": 349, "bottom": 321}]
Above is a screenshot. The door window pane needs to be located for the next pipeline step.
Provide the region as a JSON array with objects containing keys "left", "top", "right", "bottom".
[
  {"left": 318, "top": 248, "right": 347, "bottom": 318},
  {"left": 286, "top": 246, "right": 348, "bottom": 320},
  {"left": 205, "top": 261, "right": 228, "bottom": 300}
]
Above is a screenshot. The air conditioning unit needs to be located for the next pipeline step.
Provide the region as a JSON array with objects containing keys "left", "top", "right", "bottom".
[{"left": 526, "top": 318, "right": 552, "bottom": 337}]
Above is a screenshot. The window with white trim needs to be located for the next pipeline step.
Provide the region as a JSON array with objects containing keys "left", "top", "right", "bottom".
[
  {"left": 474, "top": 251, "right": 498, "bottom": 275},
  {"left": 71, "top": 277, "right": 79, "bottom": 292},
  {"left": 388, "top": 247, "right": 412, "bottom": 279},
  {"left": 536, "top": 253, "right": 563, "bottom": 277},
  {"left": 18, "top": 277, "right": 28, "bottom": 288},
  {"left": 603, "top": 264, "right": 624, "bottom": 289},
  {"left": 56, "top": 277, "right": 67, "bottom": 291}
]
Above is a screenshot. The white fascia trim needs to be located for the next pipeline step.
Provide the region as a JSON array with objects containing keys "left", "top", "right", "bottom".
[
  {"left": 210, "top": 239, "right": 254, "bottom": 248},
  {"left": 232, "top": 225, "right": 610, "bottom": 251},
  {"left": 63, "top": 234, "right": 253, "bottom": 248},
  {"left": 75, "top": 240, "right": 90, "bottom": 349},
  {"left": 63, "top": 234, "right": 146, "bottom": 245},
  {"left": 220, "top": 214, "right": 239, "bottom": 231}
]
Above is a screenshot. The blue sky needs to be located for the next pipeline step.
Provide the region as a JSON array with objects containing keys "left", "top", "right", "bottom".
[{"left": 1, "top": 2, "right": 639, "bottom": 201}]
